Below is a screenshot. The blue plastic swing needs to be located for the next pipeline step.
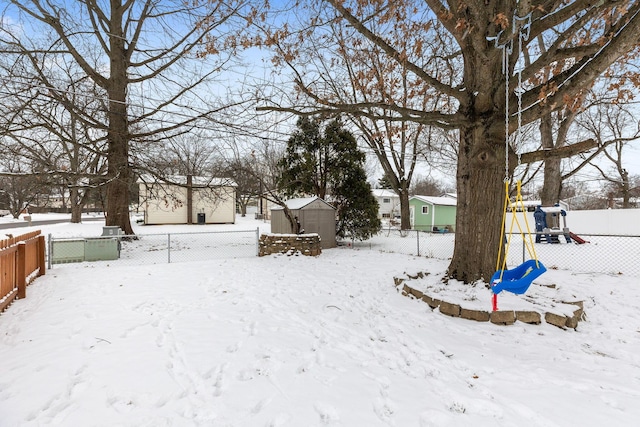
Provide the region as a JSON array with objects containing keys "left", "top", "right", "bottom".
[
  {"left": 491, "top": 259, "right": 547, "bottom": 295},
  {"left": 491, "top": 181, "right": 547, "bottom": 311}
]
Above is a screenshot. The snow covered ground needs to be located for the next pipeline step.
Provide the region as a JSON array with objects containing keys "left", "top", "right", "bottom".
[{"left": 1, "top": 214, "right": 639, "bottom": 426}]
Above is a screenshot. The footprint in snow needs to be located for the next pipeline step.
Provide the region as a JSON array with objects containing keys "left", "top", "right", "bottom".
[
  {"left": 373, "top": 397, "right": 396, "bottom": 422},
  {"left": 266, "top": 412, "right": 291, "bottom": 427},
  {"left": 314, "top": 401, "right": 340, "bottom": 424}
]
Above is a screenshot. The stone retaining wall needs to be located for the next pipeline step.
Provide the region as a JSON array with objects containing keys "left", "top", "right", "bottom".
[
  {"left": 394, "top": 273, "right": 585, "bottom": 330},
  {"left": 259, "top": 233, "right": 322, "bottom": 257}
]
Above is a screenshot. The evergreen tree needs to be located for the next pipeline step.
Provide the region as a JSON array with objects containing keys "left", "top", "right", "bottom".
[
  {"left": 277, "top": 117, "right": 327, "bottom": 198},
  {"left": 377, "top": 174, "right": 394, "bottom": 190},
  {"left": 278, "top": 117, "right": 381, "bottom": 240}
]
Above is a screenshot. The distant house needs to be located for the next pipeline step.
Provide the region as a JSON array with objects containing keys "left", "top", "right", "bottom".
[
  {"left": 270, "top": 196, "right": 337, "bottom": 248},
  {"left": 138, "top": 175, "right": 236, "bottom": 225},
  {"left": 372, "top": 189, "right": 400, "bottom": 220},
  {"left": 409, "top": 195, "right": 457, "bottom": 232}
]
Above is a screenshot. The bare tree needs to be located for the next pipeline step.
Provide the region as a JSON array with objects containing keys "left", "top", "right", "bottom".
[
  {"left": 410, "top": 175, "right": 447, "bottom": 197},
  {"left": 0, "top": 52, "right": 110, "bottom": 222},
  {"left": 1, "top": 0, "right": 249, "bottom": 234},
  {"left": 138, "top": 131, "right": 221, "bottom": 177},
  {"left": 579, "top": 102, "right": 640, "bottom": 208},
  {"left": 0, "top": 148, "right": 47, "bottom": 218},
  {"left": 252, "top": 0, "right": 640, "bottom": 282}
]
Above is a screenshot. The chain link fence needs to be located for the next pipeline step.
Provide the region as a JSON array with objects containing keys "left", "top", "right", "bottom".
[
  {"left": 47, "top": 226, "right": 640, "bottom": 278},
  {"left": 347, "top": 230, "right": 640, "bottom": 277},
  {"left": 48, "top": 229, "right": 260, "bottom": 268}
]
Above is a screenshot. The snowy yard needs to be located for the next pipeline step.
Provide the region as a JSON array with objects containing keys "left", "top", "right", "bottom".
[{"left": 1, "top": 214, "right": 639, "bottom": 426}]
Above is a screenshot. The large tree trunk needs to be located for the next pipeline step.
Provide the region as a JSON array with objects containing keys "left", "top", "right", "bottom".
[
  {"left": 622, "top": 169, "right": 630, "bottom": 208},
  {"left": 539, "top": 114, "right": 563, "bottom": 206},
  {"left": 448, "top": 124, "right": 507, "bottom": 284},
  {"left": 104, "top": 9, "right": 134, "bottom": 235},
  {"left": 105, "top": 136, "right": 133, "bottom": 234},
  {"left": 447, "top": 26, "right": 509, "bottom": 284},
  {"left": 398, "top": 185, "right": 410, "bottom": 230},
  {"left": 540, "top": 157, "right": 562, "bottom": 206},
  {"left": 70, "top": 187, "right": 82, "bottom": 223}
]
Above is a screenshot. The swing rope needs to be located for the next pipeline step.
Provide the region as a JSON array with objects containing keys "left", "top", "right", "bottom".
[
  {"left": 491, "top": 12, "right": 545, "bottom": 310},
  {"left": 495, "top": 180, "right": 541, "bottom": 283}
]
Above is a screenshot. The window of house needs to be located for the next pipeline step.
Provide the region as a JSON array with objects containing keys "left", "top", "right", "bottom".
[
  {"left": 383, "top": 198, "right": 391, "bottom": 204},
  {"left": 382, "top": 213, "right": 391, "bottom": 218},
  {"left": 422, "top": 205, "right": 429, "bottom": 214}
]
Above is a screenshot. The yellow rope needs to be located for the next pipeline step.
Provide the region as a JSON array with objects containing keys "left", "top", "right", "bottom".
[
  {"left": 513, "top": 181, "right": 540, "bottom": 266},
  {"left": 496, "top": 180, "right": 510, "bottom": 275},
  {"left": 495, "top": 180, "right": 541, "bottom": 282}
]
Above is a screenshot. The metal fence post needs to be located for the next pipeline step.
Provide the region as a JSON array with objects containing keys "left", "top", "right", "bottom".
[
  {"left": 256, "top": 227, "right": 260, "bottom": 256},
  {"left": 416, "top": 230, "right": 420, "bottom": 256},
  {"left": 168, "top": 233, "right": 171, "bottom": 263},
  {"left": 47, "top": 233, "right": 52, "bottom": 270}
]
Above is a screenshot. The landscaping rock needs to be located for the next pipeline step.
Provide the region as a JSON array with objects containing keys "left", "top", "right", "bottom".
[
  {"left": 460, "top": 308, "right": 490, "bottom": 322},
  {"left": 515, "top": 311, "right": 541, "bottom": 324},
  {"left": 545, "top": 312, "right": 568, "bottom": 329},
  {"left": 421, "top": 294, "right": 441, "bottom": 309},
  {"left": 395, "top": 273, "right": 585, "bottom": 330},
  {"left": 409, "top": 288, "right": 424, "bottom": 299},
  {"left": 490, "top": 310, "right": 515, "bottom": 325},
  {"left": 438, "top": 301, "right": 461, "bottom": 317}
]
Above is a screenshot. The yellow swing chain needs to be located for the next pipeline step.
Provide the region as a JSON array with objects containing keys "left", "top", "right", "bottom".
[{"left": 495, "top": 13, "right": 540, "bottom": 281}]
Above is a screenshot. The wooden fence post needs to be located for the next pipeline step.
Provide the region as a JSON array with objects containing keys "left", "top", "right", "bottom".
[
  {"left": 17, "top": 242, "right": 26, "bottom": 299},
  {"left": 38, "top": 235, "right": 46, "bottom": 277}
]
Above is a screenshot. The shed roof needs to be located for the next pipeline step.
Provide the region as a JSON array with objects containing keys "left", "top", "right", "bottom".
[
  {"left": 271, "top": 196, "right": 335, "bottom": 211},
  {"left": 410, "top": 195, "right": 457, "bottom": 206}
]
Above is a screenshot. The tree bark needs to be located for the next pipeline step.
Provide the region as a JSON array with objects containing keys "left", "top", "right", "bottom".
[
  {"left": 187, "top": 175, "right": 193, "bottom": 224},
  {"left": 104, "top": 5, "right": 133, "bottom": 235},
  {"left": 539, "top": 115, "right": 562, "bottom": 206},
  {"left": 448, "top": 124, "right": 506, "bottom": 283},
  {"left": 70, "top": 187, "right": 82, "bottom": 223},
  {"left": 398, "top": 186, "right": 411, "bottom": 230}
]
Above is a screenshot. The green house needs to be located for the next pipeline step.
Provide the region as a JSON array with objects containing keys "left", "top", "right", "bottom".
[{"left": 409, "top": 195, "right": 457, "bottom": 232}]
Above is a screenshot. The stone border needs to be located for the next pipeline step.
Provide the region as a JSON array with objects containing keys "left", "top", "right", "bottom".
[
  {"left": 394, "top": 273, "right": 585, "bottom": 330},
  {"left": 259, "top": 233, "right": 322, "bottom": 257}
]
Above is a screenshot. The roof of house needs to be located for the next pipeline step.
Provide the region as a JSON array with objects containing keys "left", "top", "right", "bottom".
[
  {"left": 137, "top": 174, "right": 237, "bottom": 187},
  {"left": 410, "top": 195, "right": 457, "bottom": 206},
  {"left": 271, "top": 196, "right": 335, "bottom": 211},
  {"left": 372, "top": 189, "right": 399, "bottom": 198}
]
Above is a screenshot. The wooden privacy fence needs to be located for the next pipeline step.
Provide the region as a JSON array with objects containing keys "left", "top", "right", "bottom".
[{"left": 0, "top": 230, "right": 46, "bottom": 313}]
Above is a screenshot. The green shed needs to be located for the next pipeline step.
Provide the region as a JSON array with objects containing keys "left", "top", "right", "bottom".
[{"left": 409, "top": 195, "right": 457, "bottom": 232}]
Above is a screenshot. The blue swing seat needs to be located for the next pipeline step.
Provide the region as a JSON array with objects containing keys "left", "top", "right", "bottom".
[{"left": 491, "top": 259, "right": 547, "bottom": 295}]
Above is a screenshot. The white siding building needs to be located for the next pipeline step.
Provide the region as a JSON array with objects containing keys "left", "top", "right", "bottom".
[
  {"left": 372, "top": 189, "right": 400, "bottom": 219},
  {"left": 138, "top": 175, "right": 236, "bottom": 225}
]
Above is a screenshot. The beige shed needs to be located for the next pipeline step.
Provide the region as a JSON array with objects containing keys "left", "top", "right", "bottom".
[
  {"left": 270, "top": 197, "right": 337, "bottom": 248},
  {"left": 138, "top": 175, "right": 236, "bottom": 225}
]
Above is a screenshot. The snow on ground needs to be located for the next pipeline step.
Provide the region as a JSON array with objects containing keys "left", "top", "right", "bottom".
[{"left": 1, "top": 214, "right": 640, "bottom": 426}]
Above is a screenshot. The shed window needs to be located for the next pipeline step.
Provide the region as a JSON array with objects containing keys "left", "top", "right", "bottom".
[
  {"left": 422, "top": 205, "right": 429, "bottom": 214},
  {"left": 383, "top": 198, "right": 391, "bottom": 204}
]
